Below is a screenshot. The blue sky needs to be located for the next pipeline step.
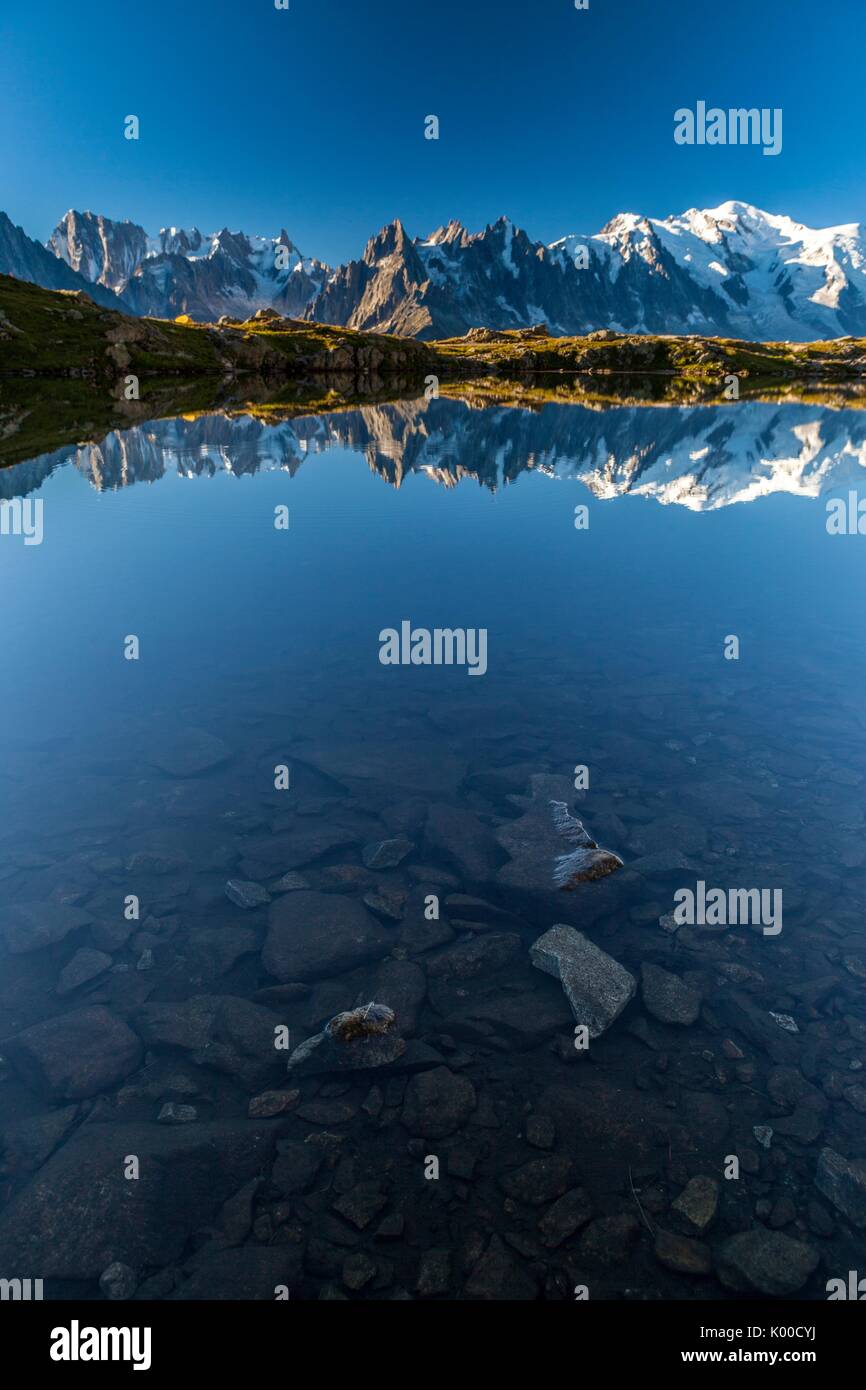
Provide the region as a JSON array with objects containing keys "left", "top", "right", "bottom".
[{"left": 1, "top": 0, "right": 863, "bottom": 265}]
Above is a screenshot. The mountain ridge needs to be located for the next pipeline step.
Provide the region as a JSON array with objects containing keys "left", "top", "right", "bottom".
[
  {"left": 47, "top": 209, "right": 329, "bottom": 322},
  {"left": 1, "top": 201, "right": 864, "bottom": 341}
]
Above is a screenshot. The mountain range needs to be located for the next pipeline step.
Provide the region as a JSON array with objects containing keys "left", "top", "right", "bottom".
[
  {"left": 2, "top": 201, "right": 866, "bottom": 341},
  {"left": 46, "top": 210, "right": 328, "bottom": 321}
]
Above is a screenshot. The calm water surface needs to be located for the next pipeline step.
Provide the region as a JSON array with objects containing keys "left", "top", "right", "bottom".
[{"left": 0, "top": 394, "right": 864, "bottom": 1300}]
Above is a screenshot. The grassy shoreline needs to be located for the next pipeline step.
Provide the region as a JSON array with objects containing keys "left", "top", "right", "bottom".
[{"left": 3, "top": 275, "right": 866, "bottom": 390}]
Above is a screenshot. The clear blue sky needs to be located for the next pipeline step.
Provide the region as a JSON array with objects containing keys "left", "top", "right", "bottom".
[{"left": 1, "top": 0, "right": 863, "bottom": 265}]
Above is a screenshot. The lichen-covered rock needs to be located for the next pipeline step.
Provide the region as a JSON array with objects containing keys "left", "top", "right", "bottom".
[
  {"left": 328, "top": 1003, "right": 396, "bottom": 1043},
  {"left": 496, "top": 775, "right": 623, "bottom": 892},
  {"left": 287, "top": 1003, "right": 406, "bottom": 1076}
]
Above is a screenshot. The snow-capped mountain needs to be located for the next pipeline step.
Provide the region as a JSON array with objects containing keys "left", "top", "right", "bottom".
[
  {"left": 48, "top": 211, "right": 149, "bottom": 295},
  {"left": 577, "top": 201, "right": 866, "bottom": 340},
  {"left": 310, "top": 202, "right": 866, "bottom": 341},
  {"left": 48, "top": 210, "right": 329, "bottom": 321},
  {"left": 3, "top": 200, "right": 865, "bottom": 339}
]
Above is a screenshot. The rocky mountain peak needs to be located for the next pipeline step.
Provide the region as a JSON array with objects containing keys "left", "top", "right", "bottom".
[
  {"left": 48, "top": 210, "right": 149, "bottom": 293},
  {"left": 425, "top": 219, "right": 468, "bottom": 248},
  {"left": 364, "top": 219, "right": 412, "bottom": 264}
]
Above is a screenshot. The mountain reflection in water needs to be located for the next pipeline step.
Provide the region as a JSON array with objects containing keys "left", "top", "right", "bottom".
[{"left": 3, "top": 395, "right": 866, "bottom": 510}]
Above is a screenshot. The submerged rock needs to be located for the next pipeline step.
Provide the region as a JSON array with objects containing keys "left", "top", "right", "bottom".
[
  {"left": 363, "top": 886, "right": 407, "bottom": 921},
  {"left": 815, "top": 1147, "right": 866, "bottom": 1227},
  {"left": 654, "top": 1229, "right": 712, "bottom": 1276},
  {"left": 2, "top": 901, "right": 92, "bottom": 955},
  {"left": 263, "top": 892, "right": 391, "bottom": 982},
  {"left": 4, "top": 1007, "right": 143, "bottom": 1100},
  {"left": 150, "top": 727, "right": 231, "bottom": 778},
  {"left": 186, "top": 926, "right": 258, "bottom": 977},
  {"left": 671, "top": 1175, "right": 719, "bottom": 1233},
  {"left": 496, "top": 775, "right": 623, "bottom": 892},
  {"left": 172, "top": 1245, "right": 303, "bottom": 1300},
  {"left": 500, "top": 1156, "right": 574, "bottom": 1206},
  {"left": 271, "top": 871, "right": 310, "bottom": 894},
  {"left": 416, "top": 1248, "right": 451, "bottom": 1297},
  {"left": 242, "top": 827, "right": 358, "bottom": 877},
  {"left": 537, "top": 1188, "right": 594, "bottom": 1248},
  {"left": 361, "top": 837, "right": 414, "bottom": 870},
  {"left": 530, "top": 925, "right": 636, "bottom": 1037},
  {"left": 641, "top": 962, "right": 702, "bottom": 1026},
  {"left": 99, "top": 1262, "right": 138, "bottom": 1301},
  {"left": 0, "top": 1120, "right": 278, "bottom": 1279},
  {"left": 331, "top": 1183, "right": 388, "bottom": 1231},
  {"left": 368, "top": 958, "right": 427, "bottom": 1035},
  {"left": 287, "top": 1003, "right": 406, "bottom": 1076},
  {"left": 56, "top": 947, "right": 113, "bottom": 995},
  {"left": 157, "top": 1102, "right": 198, "bottom": 1125},
  {"left": 441, "top": 986, "right": 573, "bottom": 1050},
  {"left": 225, "top": 879, "right": 271, "bottom": 910},
  {"left": 424, "top": 804, "right": 500, "bottom": 882},
  {"left": 463, "top": 1233, "right": 537, "bottom": 1300},
  {"left": 578, "top": 1214, "right": 641, "bottom": 1267},
  {"left": 427, "top": 933, "right": 520, "bottom": 980},
  {"left": 248, "top": 1088, "right": 299, "bottom": 1118},
  {"left": 715, "top": 1228, "right": 819, "bottom": 1296},
  {"left": 401, "top": 1066, "right": 476, "bottom": 1138},
  {"left": 0, "top": 1105, "right": 80, "bottom": 1177},
  {"left": 329, "top": 1002, "right": 396, "bottom": 1042},
  {"left": 134, "top": 994, "right": 286, "bottom": 1093}
]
